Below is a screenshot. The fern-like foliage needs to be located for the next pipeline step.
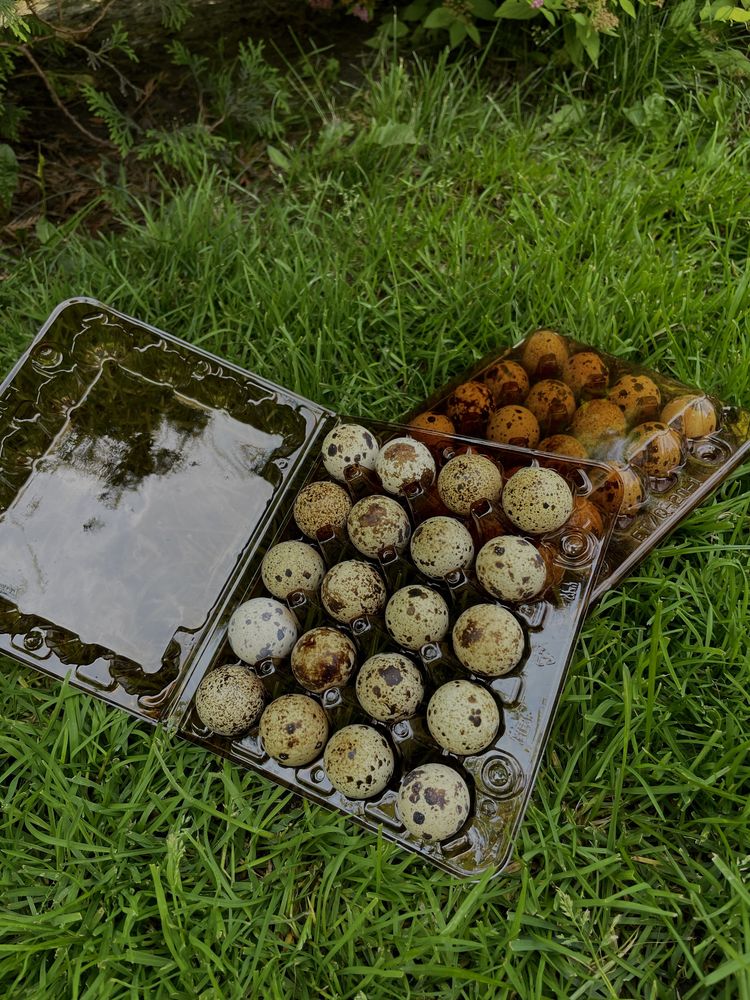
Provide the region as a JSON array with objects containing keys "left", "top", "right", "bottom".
[{"left": 81, "top": 84, "right": 135, "bottom": 155}]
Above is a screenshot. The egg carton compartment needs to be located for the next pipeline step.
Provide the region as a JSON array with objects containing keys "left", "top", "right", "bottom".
[
  {"left": 176, "top": 418, "right": 621, "bottom": 878},
  {"left": 404, "top": 330, "right": 750, "bottom": 602}
]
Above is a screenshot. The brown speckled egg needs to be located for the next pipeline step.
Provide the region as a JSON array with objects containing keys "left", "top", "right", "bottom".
[
  {"left": 385, "top": 585, "right": 450, "bottom": 652},
  {"left": 501, "top": 466, "right": 574, "bottom": 534},
  {"left": 486, "top": 406, "right": 541, "bottom": 448},
  {"left": 567, "top": 496, "right": 605, "bottom": 536},
  {"left": 626, "top": 421, "right": 684, "bottom": 477},
  {"left": 609, "top": 374, "right": 662, "bottom": 424},
  {"left": 347, "top": 495, "right": 411, "bottom": 559},
  {"left": 261, "top": 541, "right": 325, "bottom": 600},
  {"left": 520, "top": 329, "right": 569, "bottom": 379},
  {"left": 592, "top": 463, "right": 646, "bottom": 516},
  {"left": 291, "top": 626, "right": 357, "bottom": 693},
  {"left": 410, "top": 516, "right": 474, "bottom": 580},
  {"left": 398, "top": 764, "right": 471, "bottom": 841},
  {"left": 408, "top": 411, "right": 456, "bottom": 439},
  {"left": 321, "top": 561, "right": 387, "bottom": 623},
  {"left": 259, "top": 694, "right": 328, "bottom": 766},
  {"left": 437, "top": 453, "right": 503, "bottom": 516},
  {"left": 563, "top": 351, "right": 610, "bottom": 399},
  {"left": 538, "top": 434, "right": 588, "bottom": 459},
  {"left": 294, "top": 481, "right": 352, "bottom": 539},
  {"left": 427, "top": 680, "right": 500, "bottom": 755},
  {"left": 661, "top": 394, "right": 717, "bottom": 439},
  {"left": 453, "top": 603, "right": 524, "bottom": 676},
  {"left": 524, "top": 380, "right": 577, "bottom": 435},
  {"left": 476, "top": 536, "right": 547, "bottom": 602},
  {"left": 482, "top": 360, "right": 530, "bottom": 406},
  {"left": 321, "top": 423, "right": 379, "bottom": 482},
  {"left": 195, "top": 664, "right": 265, "bottom": 737},
  {"left": 324, "top": 725, "right": 394, "bottom": 799},
  {"left": 445, "top": 381, "right": 494, "bottom": 435},
  {"left": 356, "top": 653, "right": 424, "bottom": 722},
  {"left": 376, "top": 436, "right": 436, "bottom": 495},
  {"left": 570, "top": 399, "right": 628, "bottom": 454}
]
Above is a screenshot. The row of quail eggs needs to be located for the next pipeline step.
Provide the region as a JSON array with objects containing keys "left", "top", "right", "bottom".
[{"left": 193, "top": 421, "right": 580, "bottom": 844}]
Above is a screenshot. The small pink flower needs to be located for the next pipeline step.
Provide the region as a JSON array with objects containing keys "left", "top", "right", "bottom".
[
  {"left": 531, "top": 0, "right": 544, "bottom": 7},
  {"left": 351, "top": 4, "right": 371, "bottom": 19}
]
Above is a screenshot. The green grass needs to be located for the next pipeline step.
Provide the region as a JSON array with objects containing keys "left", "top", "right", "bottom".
[{"left": 2, "top": 38, "right": 750, "bottom": 1000}]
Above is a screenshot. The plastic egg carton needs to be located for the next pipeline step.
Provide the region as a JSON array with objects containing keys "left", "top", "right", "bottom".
[
  {"left": 405, "top": 330, "right": 750, "bottom": 601},
  {"left": 175, "top": 419, "right": 620, "bottom": 878}
]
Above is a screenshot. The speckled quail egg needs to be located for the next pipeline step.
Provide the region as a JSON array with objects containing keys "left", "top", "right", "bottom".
[
  {"left": 609, "top": 374, "right": 662, "bottom": 424},
  {"left": 385, "top": 585, "right": 450, "bottom": 652},
  {"left": 259, "top": 694, "right": 328, "bottom": 766},
  {"left": 486, "top": 405, "right": 541, "bottom": 448},
  {"left": 563, "top": 351, "right": 610, "bottom": 399},
  {"left": 356, "top": 653, "right": 424, "bottom": 722},
  {"left": 452, "top": 603, "right": 525, "bottom": 677},
  {"left": 661, "top": 394, "right": 717, "bottom": 439},
  {"left": 538, "top": 434, "right": 589, "bottom": 460},
  {"left": 626, "top": 421, "right": 684, "bottom": 477},
  {"left": 323, "top": 724, "right": 394, "bottom": 799},
  {"left": 291, "top": 626, "right": 357, "bottom": 692},
  {"left": 524, "top": 380, "right": 577, "bottom": 435},
  {"left": 321, "top": 423, "right": 379, "bottom": 482},
  {"left": 195, "top": 663, "right": 265, "bottom": 737},
  {"left": 520, "top": 329, "right": 569, "bottom": 379},
  {"left": 347, "top": 495, "right": 411, "bottom": 559},
  {"left": 398, "top": 764, "right": 471, "bottom": 841},
  {"left": 228, "top": 598, "right": 298, "bottom": 665},
  {"left": 570, "top": 399, "right": 628, "bottom": 454},
  {"left": 445, "top": 381, "right": 494, "bottom": 435},
  {"left": 427, "top": 680, "right": 500, "bottom": 755},
  {"left": 261, "top": 540, "right": 325, "bottom": 600},
  {"left": 410, "top": 516, "right": 474, "bottom": 580},
  {"left": 437, "top": 453, "right": 503, "bottom": 516},
  {"left": 294, "top": 481, "right": 352, "bottom": 539},
  {"left": 501, "top": 466, "right": 574, "bottom": 534},
  {"left": 321, "top": 560, "right": 387, "bottom": 623},
  {"left": 482, "top": 360, "right": 530, "bottom": 407},
  {"left": 476, "top": 536, "right": 547, "bottom": 602},
  {"left": 592, "top": 463, "right": 646, "bottom": 517},
  {"left": 408, "top": 411, "right": 456, "bottom": 437},
  {"left": 376, "top": 437, "right": 436, "bottom": 495}
]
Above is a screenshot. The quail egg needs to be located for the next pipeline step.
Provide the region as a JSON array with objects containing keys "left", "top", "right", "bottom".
[
  {"left": 524, "top": 380, "right": 577, "bottom": 435},
  {"left": 408, "top": 411, "right": 456, "bottom": 438},
  {"left": 385, "top": 585, "right": 450, "bottom": 652},
  {"left": 538, "top": 434, "right": 589, "bottom": 460},
  {"left": 261, "top": 540, "right": 325, "bottom": 600},
  {"left": 228, "top": 598, "right": 298, "bottom": 665},
  {"left": 486, "top": 405, "right": 541, "bottom": 448},
  {"left": 570, "top": 399, "right": 628, "bottom": 454},
  {"left": 321, "top": 423, "right": 379, "bottom": 482},
  {"left": 259, "top": 694, "right": 328, "bottom": 766},
  {"left": 410, "top": 516, "right": 474, "bottom": 580},
  {"left": 323, "top": 725, "right": 394, "bottom": 799},
  {"left": 661, "top": 394, "right": 717, "bottom": 439},
  {"left": 501, "top": 466, "right": 573, "bottom": 534},
  {"left": 476, "top": 535, "right": 547, "bottom": 602},
  {"left": 562, "top": 351, "right": 610, "bottom": 398},
  {"left": 483, "top": 360, "right": 530, "bottom": 406},
  {"left": 626, "top": 421, "right": 683, "bottom": 477},
  {"left": 321, "top": 560, "right": 387, "bottom": 623},
  {"left": 291, "top": 626, "right": 357, "bottom": 692},
  {"left": 452, "top": 603, "right": 525, "bottom": 676},
  {"left": 376, "top": 437, "right": 436, "bottom": 495},
  {"left": 437, "top": 453, "right": 503, "bottom": 516},
  {"left": 609, "top": 374, "right": 662, "bottom": 424},
  {"left": 445, "top": 381, "right": 494, "bottom": 435},
  {"left": 294, "top": 481, "right": 352, "bottom": 539},
  {"left": 195, "top": 663, "right": 265, "bottom": 737},
  {"left": 356, "top": 653, "right": 424, "bottom": 722},
  {"left": 567, "top": 495, "right": 605, "bottom": 536},
  {"left": 398, "top": 764, "right": 471, "bottom": 841},
  {"left": 427, "top": 680, "right": 500, "bottom": 755},
  {"left": 347, "top": 495, "right": 411, "bottom": 559},
  {"left": 592, "top": 463, "right": 646, "bottom": 516},
  {"left": 520, "top": 329, "right": 569, "bottom": 379}
]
